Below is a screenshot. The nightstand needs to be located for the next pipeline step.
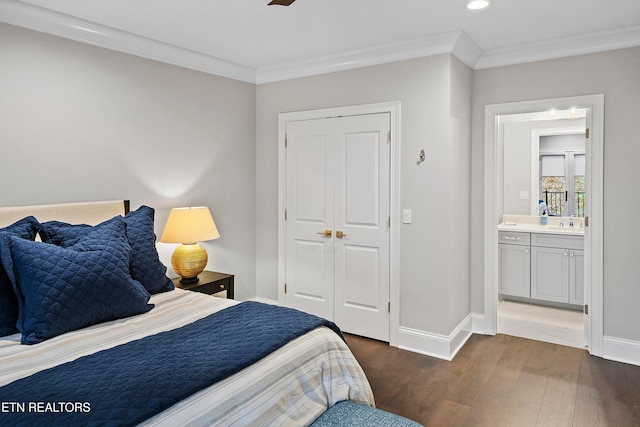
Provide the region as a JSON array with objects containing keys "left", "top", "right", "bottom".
[{"left": 172, "top": 271, "right": 234, "bottom": 299}]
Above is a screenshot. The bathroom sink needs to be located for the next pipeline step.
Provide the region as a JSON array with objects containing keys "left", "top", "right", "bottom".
[
  {"left": 497, "top": 219, "right": 585, "bottom": 235},
  {"left": 548, "top": 226, "right": 584, "bottom": 233}
]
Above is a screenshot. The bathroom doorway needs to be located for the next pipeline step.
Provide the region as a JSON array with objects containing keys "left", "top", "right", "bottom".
[
  {"left": 483, "top": 94, "right": 605, "bottom": 357},
  {"left": 498, "top": 110, "right": 586, "bottom": 348}
]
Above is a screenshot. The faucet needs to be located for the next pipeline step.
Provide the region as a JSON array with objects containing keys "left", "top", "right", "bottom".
[
  {"left": 569, "top": 217, "right": 574, "bottom": 228},
  {"left": 558, "top": 220, "right": 564, "bottom": 228}
]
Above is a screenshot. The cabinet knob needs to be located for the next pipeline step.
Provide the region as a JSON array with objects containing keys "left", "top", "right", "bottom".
[{"left": 524, "top": 249, "right": 529, "bottom": 253}]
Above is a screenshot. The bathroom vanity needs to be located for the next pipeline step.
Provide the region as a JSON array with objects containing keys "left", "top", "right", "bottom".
[{"left": 498, "top": 216, "right": 584, "bottom": 309}]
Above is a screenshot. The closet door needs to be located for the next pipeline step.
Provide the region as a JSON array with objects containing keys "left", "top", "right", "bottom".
[
  {"left": 333, "top": 114, "right": 390, "bottom": 342},
  {"left": 285, "top": 119, "right": 335, "bottom": 320},
  {"left": 285, "top": 113, "right": 391, "bottom": 341}
]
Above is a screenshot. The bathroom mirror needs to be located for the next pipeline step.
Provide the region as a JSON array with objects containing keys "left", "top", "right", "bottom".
[
  {"left": 538, "top": 133, "right": 585, "bottom": 217},
  {"left": 501, "top": 109, "right": 586, "bottom": 216}
]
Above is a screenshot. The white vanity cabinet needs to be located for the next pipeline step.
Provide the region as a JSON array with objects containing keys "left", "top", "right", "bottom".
[
  {"left": 498, "top": 231, "right": 531, "bottom": 298},
  {"left": 530, "top": 233, "right": 584, "bottom": 306},
  {"left": 498, "top": 229, "right": 584, "bottom": 307}
]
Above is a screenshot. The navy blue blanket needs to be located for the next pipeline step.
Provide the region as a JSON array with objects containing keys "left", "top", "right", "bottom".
[{"left": 0, "top": 301, "right": 343, "bottom": 426}]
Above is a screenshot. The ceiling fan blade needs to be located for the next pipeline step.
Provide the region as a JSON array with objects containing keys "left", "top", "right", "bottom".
[{"left": 268, "top": 0, "right": 296, "bottom": 5}]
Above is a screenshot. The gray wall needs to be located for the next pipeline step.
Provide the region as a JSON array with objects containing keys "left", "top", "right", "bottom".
[
  {"left": 256, "top": 55, "right": 472, "bottom": 336},
  {"left": 471, "top": 47, "right": 640, "bottom": 341},
  {"left": 0, "top": 23, "right": 257, "bottom": 300},
  {"left": 7, "top": 18, "right": 639, "bottom": 345},
  {"left": 447, "top": 56, "right": 472, "bottom": 332}
]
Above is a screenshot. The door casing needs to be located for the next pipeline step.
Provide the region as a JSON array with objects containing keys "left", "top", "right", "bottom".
[
  {"left": 483, "top": 94, "right": 604, "bottom": 356},
  {"left": 277, "top": 101, "right": 401, "bottom": 347}
]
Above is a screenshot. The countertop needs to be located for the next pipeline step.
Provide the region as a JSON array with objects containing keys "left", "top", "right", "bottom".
[{"left": 498, "top": 222, "right": 584, "bottom": 236}]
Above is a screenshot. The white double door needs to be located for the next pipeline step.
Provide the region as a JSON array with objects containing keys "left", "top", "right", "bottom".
[{"left": 285, "top": 113, "right": 391, "bottom": 342}]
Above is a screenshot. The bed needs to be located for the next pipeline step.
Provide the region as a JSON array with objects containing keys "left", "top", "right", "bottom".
[{"left": 0, "top": 200, "right": 374, "bottom": 426}]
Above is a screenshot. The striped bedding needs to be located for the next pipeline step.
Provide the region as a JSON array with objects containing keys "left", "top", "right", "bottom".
[{"left": 0, "top": 289, "right": 374, "bottom": 426}]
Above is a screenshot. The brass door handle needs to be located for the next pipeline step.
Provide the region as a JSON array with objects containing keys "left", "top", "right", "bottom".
[
  {"left": 336, "top": 231, "right": 347, "bottom": 239},
  {"left": 317, "top": 229, "right": 332, "bottom": 237}
]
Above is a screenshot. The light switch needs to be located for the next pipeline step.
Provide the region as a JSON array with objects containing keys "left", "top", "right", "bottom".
[
  {"left": 519, "top": 191, "right": 529, "bottom": 200},
  {"left": 403, "top": 209, "right": 412, "bottom": 224}
]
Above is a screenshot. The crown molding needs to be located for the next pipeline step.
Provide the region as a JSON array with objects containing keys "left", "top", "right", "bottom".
[
  {"left": 256, "top": 31, "right": 482, "bottom": 83},
  {"left": 0, "top": 0, "right": 256, "bottom": 83},
  {"left": 451, "top": 30, "right": 483, "bottom": 69},
  {"left": 2, "top": 0, "right": 639, "bottom": 84},
  {"left": 476, "top": 25, "right": 640, "bottom": 69}
]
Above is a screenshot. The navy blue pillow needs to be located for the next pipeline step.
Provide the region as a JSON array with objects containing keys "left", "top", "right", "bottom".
[
  {"left": 0, "top": 216, "right": 40, "bottom": 337},
  {"left": 2, "top": 219, "right": 153, "bottom": 344},
  {"left": 40, "top": 206, "right": 174, "bottom": 294}
]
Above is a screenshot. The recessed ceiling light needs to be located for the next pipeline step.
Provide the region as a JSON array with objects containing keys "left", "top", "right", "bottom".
[{"left": 467, "top": 0, "right": 493, "bottom": 10}]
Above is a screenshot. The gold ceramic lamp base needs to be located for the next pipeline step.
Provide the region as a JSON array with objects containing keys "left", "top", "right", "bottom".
[{"left": 171, "top": 243, "right": 208, "bottom": 284}]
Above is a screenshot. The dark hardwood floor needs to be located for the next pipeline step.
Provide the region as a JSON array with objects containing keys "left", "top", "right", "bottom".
[{"left": 344, "top": 333, "right": 640, "bottom": 426}]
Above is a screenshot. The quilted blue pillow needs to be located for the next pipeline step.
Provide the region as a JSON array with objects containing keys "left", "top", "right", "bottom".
[
  {"left": 0, "top": 216, "right": 40, "bottom": 337},
  {"left": 1, "top": 219, "right": 153, "bottom": 344},
  {"left": 40, "top": 205, "right": 174, "bottom": 294}
]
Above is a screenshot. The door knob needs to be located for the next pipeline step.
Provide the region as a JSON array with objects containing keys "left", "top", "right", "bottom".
[
  {"left": 317, "top": 229, "right": 332, "bottom": 237},
  {"left": 336, "top": 231, "right": 347, "bottom": 239}
]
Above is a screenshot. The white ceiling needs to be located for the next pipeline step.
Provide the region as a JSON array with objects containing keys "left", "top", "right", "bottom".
[{"left": 2, "top": 0, "right": 640, "bottom": 83}]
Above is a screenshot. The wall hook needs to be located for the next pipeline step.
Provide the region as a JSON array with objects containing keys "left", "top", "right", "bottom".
[{"left": 417, "top": 149, "right": 425, "bottom": 164}]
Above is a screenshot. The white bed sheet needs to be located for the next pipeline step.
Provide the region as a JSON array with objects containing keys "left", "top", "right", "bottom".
[{"left": 0, "top": 289, "right": 374, "bottom": 426}]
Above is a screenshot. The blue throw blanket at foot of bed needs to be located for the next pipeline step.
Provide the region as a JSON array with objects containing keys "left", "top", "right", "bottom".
[{"left": 0, "top": 301, "right": 343, "bottom": 426}]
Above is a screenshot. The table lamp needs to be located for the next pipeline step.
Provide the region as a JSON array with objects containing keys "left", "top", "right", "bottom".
[{"left": 160, "top": 206, "right": 220, "bottom": 283}]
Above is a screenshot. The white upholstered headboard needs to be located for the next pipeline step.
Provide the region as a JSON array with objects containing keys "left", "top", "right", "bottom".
[{"left": 0, "top": 200, "right": 129, "bottom": 228}]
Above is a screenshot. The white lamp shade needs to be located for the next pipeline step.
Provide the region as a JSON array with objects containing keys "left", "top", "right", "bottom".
[{"left": 160, "top": 207, "right": 220, "bottom": 244}]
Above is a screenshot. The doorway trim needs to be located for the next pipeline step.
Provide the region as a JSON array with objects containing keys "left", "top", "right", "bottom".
[
  {"left": 483, "top": 94, "right": 604, "bottom": 356},
  {"left": 277, "top": 101, "right": 401, "bottom": 347}
]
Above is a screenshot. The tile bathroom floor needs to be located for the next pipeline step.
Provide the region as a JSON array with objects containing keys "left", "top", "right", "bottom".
[{"left": 498, "top": 300, "right": 585, "bottom": 349}]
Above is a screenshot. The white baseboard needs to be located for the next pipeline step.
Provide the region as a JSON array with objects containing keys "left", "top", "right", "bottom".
[
  {"left": 397, "top": 314, "right": 473, "bottom": 361},
  {"left": 248, "top": 300, "right": 483, "bottom": 363},
  {"left": 603, "top": 336, "right": 640, "bottom": 366},
  {"left": 471, "top": 312, "right": 487, "bottom": 335}
]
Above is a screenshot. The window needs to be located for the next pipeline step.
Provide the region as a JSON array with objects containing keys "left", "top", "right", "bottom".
[
  {"left": 540, "top": 155, "right": 565, "bottom": 215},
  {"left": 574, "top": 154, "right": 585, "bottom": 217},
  {"left": 540, "top": 152, "right": 585, "bottom": 217}
]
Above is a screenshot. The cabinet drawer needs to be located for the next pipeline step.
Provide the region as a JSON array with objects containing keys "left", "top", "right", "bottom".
[
  {"left": 531, "top": 233, "right": 583, "bottom": 250},
  {"left": 499, "top": 231, "right": 530, "bottom": 246},
  {"left": 192, "top": 280, "right": 229, "bottom": 295}
]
